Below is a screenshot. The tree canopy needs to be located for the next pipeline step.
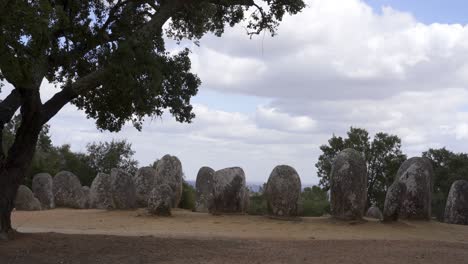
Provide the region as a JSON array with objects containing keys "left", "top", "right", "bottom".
[{"left": 315, "top": 127, "right": 407, "bottom": 209}]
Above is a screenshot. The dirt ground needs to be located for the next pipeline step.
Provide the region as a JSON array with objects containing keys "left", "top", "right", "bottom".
[{"left": 1, "top": 208, "right": 468, "bottom": 264}]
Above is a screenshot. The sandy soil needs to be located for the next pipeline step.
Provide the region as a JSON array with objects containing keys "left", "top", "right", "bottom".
[
  {"left": 2, "top": 208, "right": 468, "bottom": 264},
  {"left": 11, "top": 208, "right": 468, "bottom": 242}
]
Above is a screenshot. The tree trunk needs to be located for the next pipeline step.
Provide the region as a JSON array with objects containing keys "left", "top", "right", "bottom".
[{"left": 0, "top": 88, "right": 43, "bottom": 240}]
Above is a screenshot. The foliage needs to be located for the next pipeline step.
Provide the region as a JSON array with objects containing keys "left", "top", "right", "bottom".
[
  {"left": 423, "top": 148, "right": 468, "bottom": 220},
  {"left": 315, "top": 127, "right": 407, "bottom": 209},
  {"left": 247, "top": 192, "right": 268, "bottom": 215},
  {"left": 300, "top": 186, "right": 330, "bottom": 216},
  {"left": 86, "top": 140, "right": 139, "bottom": 176},
  {"left": 178, "top": 181, "right": 196, "bottom": 210}
]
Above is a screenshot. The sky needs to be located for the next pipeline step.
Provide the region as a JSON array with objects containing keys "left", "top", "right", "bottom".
[{"left": 3, "top": 0, "right": 468, "bottom": 184}]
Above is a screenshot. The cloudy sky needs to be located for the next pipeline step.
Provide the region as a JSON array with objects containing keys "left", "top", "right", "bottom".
[{"left": 3, "top": 0, "right": 468, "bottom": 184}]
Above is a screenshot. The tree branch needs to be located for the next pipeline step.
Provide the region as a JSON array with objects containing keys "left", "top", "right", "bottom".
[{"left": 0, "top": 89, "right": 21, "bottom": 160}]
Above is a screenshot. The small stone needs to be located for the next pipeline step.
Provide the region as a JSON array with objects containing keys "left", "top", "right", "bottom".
[
  {"left": 110, "top": 168, "right": 136, "bottom": 209},
  {"left": 366, "top": 205, "right": 383, "bottom": 220},
  {"left": 383, "top": 181, "right": 407, "bottom": 222},
  {"left": 444, "top": 180, "right": 468, "bottom": 225},
  {"left": 89, "top": 173, "right": 114, "bottom": 209},
  {"left": 134, "top": 167, "right": 157, "bottom": 207},
  {"left": 15, "top": 185, "right": 41, "bottom": 211},
  {"left": 147, "top": 184, "right": 172, "bottom": 216},
  {"left": 396, "top": 157, "right": 433, "bottom": 220},
  {"left": 265, "top": 165, "right": 301, "bottom": 217},
  {"left": 195, "top": 166, "right": 215, "bottom": 212},
  {"left": 210, "top": 167, "right": 247, "bottom": 214},
  {"left": 154, "top": 155, "right": 183, "bottom": 208},
  {"left": 32, "top": 173, "right": 55, "bottom": 209},
  {"left": 53, "top": 171, "right": 86, "bottom": 209}
]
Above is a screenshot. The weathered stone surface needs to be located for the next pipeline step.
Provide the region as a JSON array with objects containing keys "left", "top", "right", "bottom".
[
  {"left": 265, "top": 165, "right": 301, "bottom": 217},
  {"left": 81, "top": 186, "right": 91, "bottom": 209},
  {"left": 210, "top": 167, "right": 247, "bottom": 214},
  {"left": 53, "top": 171, "right": 86, "bottom": 209},
  {"left": 195, "top": 166, "right": 215, "bottom": 212},
  {"left": 395, "top": 157, "right": 433, "bottom": 220},
  {"left": 154, "top": 154, "right": 183, "bottom": 207},
  {"left": 147, "top": 184, "right": 172, "bottom": 216},
  {"left": 90, "top": 173, "right": 114, "bottom": 209},
  {"left": 15, "top": 185, "right": 41, "bottom": 211},
  {"left": 134, "top": 167, "right": 157, "bottom": 207},
  {"left": 383, "top": 181, "right": 407, "bottom": 222},
  {"left": 330, "top": 148, "right": 367, "bottom": 220},
  {"left": 110, "top": 168, "right": 136, "bottom": 209},
  {"left": 32, "top": 173, "right": 55, "bottom": 209},
  {"left": 366, "top": 205, "right": 383, "bottom": 220},
  {"left": 444, "top": 180, "right": 468, "bottom": 225}
]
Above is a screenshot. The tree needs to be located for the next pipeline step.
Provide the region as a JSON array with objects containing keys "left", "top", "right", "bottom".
[
  {"left": 315, "top": 127, "right": 407, "bottom": 209},
  {"left": 86, "top": 139, "right": 138, "bottom": 176},
  {"left": 301, "top": 186, "right": 329, "bottom": 216},
  {"left": 422, "top": 148, "right": 468, "bottom": 220},
  {"left": 0, "top": 0, "right": 306, "bottom": 238}
]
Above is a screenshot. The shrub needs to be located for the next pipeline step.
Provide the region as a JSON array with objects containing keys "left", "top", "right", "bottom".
[{"left": 179, "top": 181, "right": 196, "bottom": 210}]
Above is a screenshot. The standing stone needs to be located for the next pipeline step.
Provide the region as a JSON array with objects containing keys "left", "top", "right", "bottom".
[
  {"left": 265, "top": 165, "right": 302, "bottom": 217},
  {"left": 444, "top": 180, "right": 468, "bottom": 225},
  {"left": 110, "top": 168, "right": 136, "bottom": 209},
  {"left": 195, "top": 167, "right": 215, "bottom": 212},
  {"left": 90, "top": 173, "right": 114, "bottom": 209},
  {"left": 53, "top": 171, "right": 86, "bottom": 209},
  {"left": 383, "top": 181, "right": 407, "bottom": 222},
  {"left": 15, "top": 185, "right": 41, "bottom": 211},
  {"left": 330, "top": 148, "right": 367, "bottom": 220},
  {"left": 32, "top": 173, "right": 55, "bottom": 209},
  {"left": 147, "top": 184, "right": 173, "bottom": 216},
  {"left": 154, "top": 154, "right": 183, "bottom": 207},
  {"left": 134, "top": 167, "right": 157, "bottom": 207},
  {"left": 396, "top": 157, "right": 433, "bottom": 220},
  {"left": 81, "top": 186, "right": 91, "bottom": 209},
  {"left": 210, "top": 167, "right": 247, "bottom": 214},
  {"left": 366, "top": 205, "right": 383, "bottom": 220}
]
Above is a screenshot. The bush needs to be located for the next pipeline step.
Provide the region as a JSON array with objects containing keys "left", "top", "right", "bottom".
[
  {"left": 300, "top": 186, "right": 330, "bottom": 217},
  {"left": 247, "top": 193, "right": 268, "bottom": 215},
  {"left": 178, "top": 181, "right": 196, "bottom": 210}
]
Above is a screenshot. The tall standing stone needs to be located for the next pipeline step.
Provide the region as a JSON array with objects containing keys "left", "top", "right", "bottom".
[
  {"left": 53, "top": 171, "right": 87, "bottom": 209},
  {"left": 15, "top": 185, "right": 42, "bottom": 211},
  {"left": 89, "top": 172, "right": 114, "bottom": 209},
  {"left": 444, "top": 180, "right": 468, "bottom": 225},
  {"left": 210, "top": 167, "right": 247, "bottom": 214},
  {"left": 154, "top": 154, "right": 183, "bottom": 208},
  {"left": 265, "top": 165, "right": 301, "bottom": 217},
  {"left": 110, "top": 168, "right": 136, "bottom": 209},
  {"left": 395, "top": 157, "right": 433, "bottom": 220},
  {"left": 32, "top": 173, "right": 55, "bottom": 209},
  {"left": 134, "top": 167, "right": 157, "bottom": 207},
  {"left": 383, "top": 181, "right": 407, "bottom": 222},
  {"left": 195, "top": 166, "right": 215, "bottom": 212},
  {"left": 330, "top": 148, "right": 367, "bottom": 220}
]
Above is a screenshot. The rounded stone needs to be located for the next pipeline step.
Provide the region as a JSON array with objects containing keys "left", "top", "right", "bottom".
[
  {"left": 134, "top": 167, "right": 157, "bottom": 207},
  {"left": 195, "top": 166, "right": 215, "bottom": 212},
  {"left": 395, "top": 157, "right": 433, "bottom": 220},
  {"left": 147, "top": 184, "right": 173, "bottom": 216},
  {"left": 444, "top": 180, "right": 468, "bottom": 225},
  {"left": 210, "top": 167, "right": 247, "bottom": 214},
  {"left": 32, "top": 173, "right": 55, "bottom": 209},
  {"left": 330, "top": 148, "right": 367, "bottom": 220},
  {"left": 154, "top": 154, "right": 183, "bottom": 208},
  {"left": 53, "top": 171, "right": 86, "bottom": 209},
  {"left": 15, "top": 185, "right": 41, "bottom": 211},
  {"left": 89, "top": 172, "right": 114, "bottom": 209},
  {"left": 366, "top": 205, "right": 383, "bottom": 220},
  {"left": 110, "top": 168, "right": 136, "bottom": 209},
  {"left": 265, "top": 165, "right": 301, "bottom": 217},
  {"left": 383, "top": 181, "right": 407, "bottom": 222}
]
